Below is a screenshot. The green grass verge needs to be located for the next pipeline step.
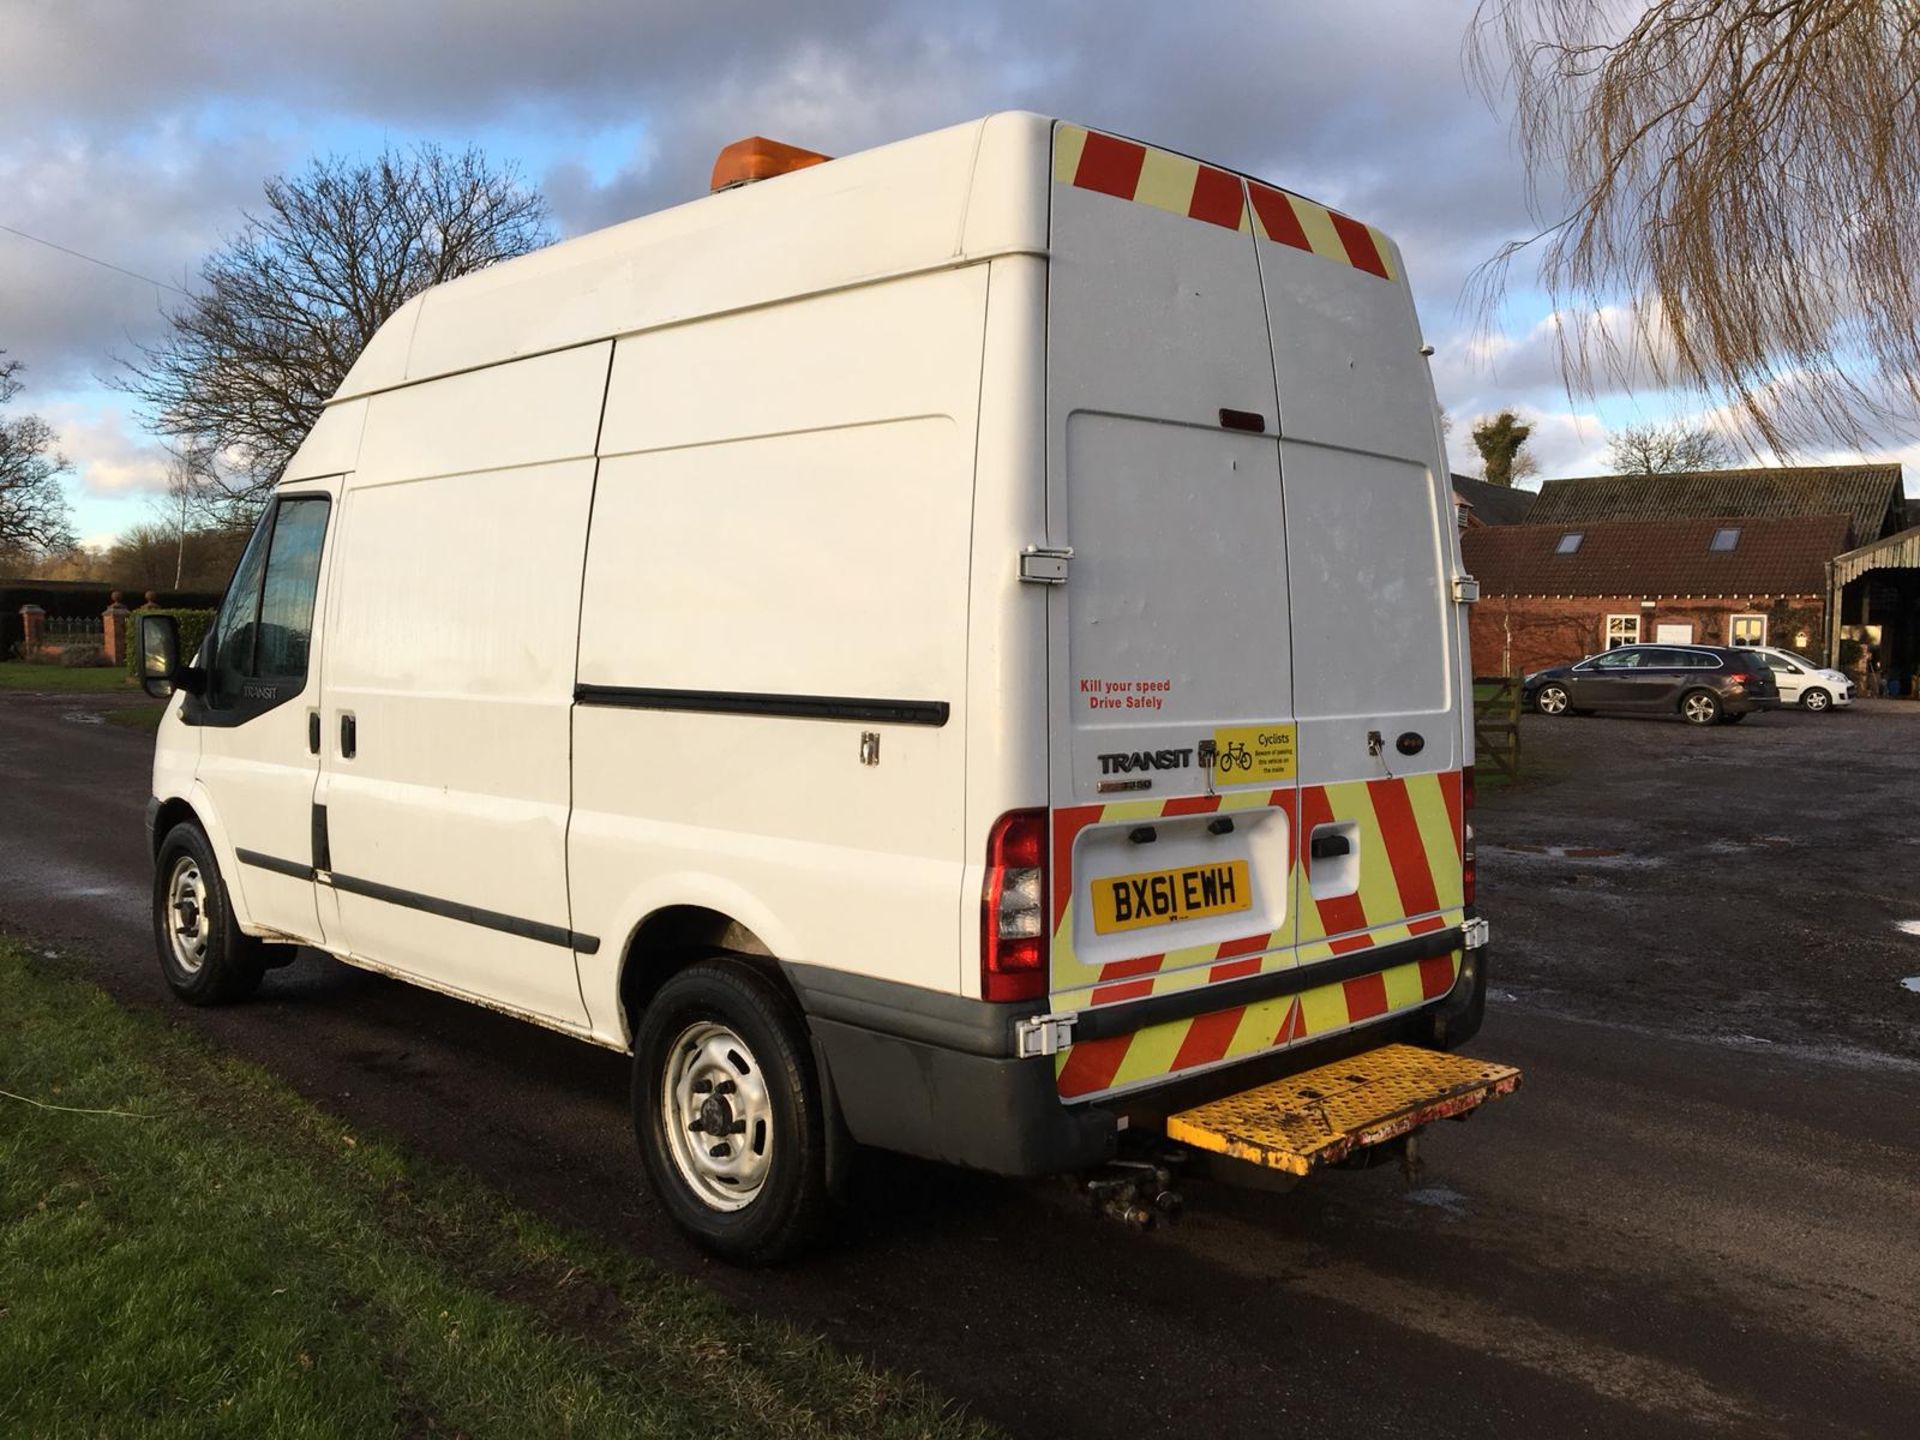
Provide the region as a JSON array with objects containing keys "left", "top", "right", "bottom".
[
  {"left": 0, "top": 940, "right": 993, "bottom": 1440},
  {"left": 102, "top": 705, "right": 165, "bottom": 732},
  {"left": 0, "top": 661, "right": 134, "bottom": 692}
]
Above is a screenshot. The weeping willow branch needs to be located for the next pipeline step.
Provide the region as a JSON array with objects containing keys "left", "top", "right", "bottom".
[{"left": 1468, "top": 0, "right": 1920, "bottom": 452}]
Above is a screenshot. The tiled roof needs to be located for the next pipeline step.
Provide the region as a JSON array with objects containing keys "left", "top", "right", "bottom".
[
  {"left": 1450, "top": 474, "right": 1537, "bottom": 526},
  {"left": 1462, "top": 514, "right": 1853, "bottom": 598},
  {"left": 1525, "top": 465, "right": 1904, "bottom": 548}
]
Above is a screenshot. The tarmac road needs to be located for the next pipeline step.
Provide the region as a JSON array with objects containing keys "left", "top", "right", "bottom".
[{"left": 3, "top": 687, "right": 1917, "bottom": 1439}]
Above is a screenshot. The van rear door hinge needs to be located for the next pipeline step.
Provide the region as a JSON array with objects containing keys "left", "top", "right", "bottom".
[
  {"left": 1019, "top": 545, "right": 1073, "bottom": 585},
  {"left": 1462, "top": 917, "right": 1490, "bottom": 950},
  {"left": 1452, "top": 574, "right": 1481, "bottom": 604},
  {"left": 1015, "top": 1012, "right": 1076, "bottom": 1057}
]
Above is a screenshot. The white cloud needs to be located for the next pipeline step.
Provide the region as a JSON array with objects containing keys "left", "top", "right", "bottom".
[{"left": 39, "top": 401, "right": 171, "bottom": 498}]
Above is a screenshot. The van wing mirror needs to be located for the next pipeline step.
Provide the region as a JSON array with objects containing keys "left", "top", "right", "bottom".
[{"left": 136, "top": 614, "right": 205, "bottom": 699}]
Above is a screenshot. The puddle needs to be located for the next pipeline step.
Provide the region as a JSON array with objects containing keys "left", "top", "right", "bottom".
[
  {"left": 1484, "top": 843, "right": 1659, "bottom": 869},
  {"left": 1903, "top": 978, "right": 1920, "bottom": 995},
  {"left": 1895, "top": 920, "right": 1920, "bottom": 937},
  {"left": 1403, "top": 1185, "right": 1470, "bottom": 1218}
]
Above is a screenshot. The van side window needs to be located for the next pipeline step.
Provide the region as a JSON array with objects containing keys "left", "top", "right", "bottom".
[
  {"left": 207, "top": 496, "right": 331, "bottom": 710},
  {"left": 256, "top": 499, "right": 329, "bottom": 679}
]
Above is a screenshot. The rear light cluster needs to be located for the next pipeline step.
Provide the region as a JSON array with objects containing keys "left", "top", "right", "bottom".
[
  {"left": 982, "top": 809, "right": 1048, "bottom": 1002},
  {"left": 1725, "top": 671, "right": 1750, "bottom": 685},
  {"left": 1461, "top": 765, "right": 1477, "bottom": 909}
]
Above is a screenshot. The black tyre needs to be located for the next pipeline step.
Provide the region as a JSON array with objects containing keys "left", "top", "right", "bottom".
[
  {"left": 633, "top": 959, "right": 830, "bottom": 1264},
  {"left": 1680, "top": 689, "right": 1721, "bottom": 726},
  {"left": 152, "top": 823, "right": 266, "bottom": 1005},
  {"left": 1534, "top": 683, "right": 1571, "bottom": 716},
  {"left": 1801, "top": 687, "right": 1832, "bottom": 712}
]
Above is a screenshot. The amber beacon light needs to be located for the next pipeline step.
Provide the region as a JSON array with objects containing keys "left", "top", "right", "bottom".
[{"left": 710, "top": 136, "right": 833, "bottom": 192}]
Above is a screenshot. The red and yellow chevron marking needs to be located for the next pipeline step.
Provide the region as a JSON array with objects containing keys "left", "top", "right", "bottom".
[
  {"left": 1049, "top": 788, "right": 1296, "bottom": 1002},
  {"left": 1048, "top": 771, "right": 1464, "bottom": 1101},
  {"left": 1056, "top": 948, "right": 1462, "bottom": 1101},
  {"left": 1245, "top": 179, "right": 1397, "bottom": 281},
  {"left": 1052, "top": 123, "right": 1398, "bottom": 283},
  {"left": 1053, "top": 123, "right": 1249, "bottom": 232},
  {"left": 1296, "top": 771, "right": 1464, "bottom": 953}
]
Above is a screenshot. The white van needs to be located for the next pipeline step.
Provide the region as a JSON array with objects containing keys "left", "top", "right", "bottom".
[{"left": 138, "top": 114, "right": 1506, "bottom": 1261}]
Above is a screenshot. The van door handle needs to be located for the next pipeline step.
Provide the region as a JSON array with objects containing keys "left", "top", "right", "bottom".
[
  {"left": 339, "top": 713, "right": 356, "bottom": 759},
  {"left": 307, "top": 711, "right": 320, "bottom": 755},
  {"left": 1310, "top": 833, "right": 1351, "bottom": 860}
]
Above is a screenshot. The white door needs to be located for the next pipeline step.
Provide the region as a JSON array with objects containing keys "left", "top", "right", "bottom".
[
  {"left": 1248, "top": 178, "right": 1463, "bottom": 956},
  {"left": 313, "top": 344, "right": 610, "bottom": 1027},
  {"left": 191, "top": 484, "right": 340, "bottom": 946},
  {"left": 1045, "top": 125, "right": 1298, "bottom": 1050}
]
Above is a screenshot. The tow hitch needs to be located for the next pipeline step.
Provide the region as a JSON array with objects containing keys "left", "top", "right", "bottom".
[{"left": 1083, "top": 1152, "right": 1187, "bottom": 1230}]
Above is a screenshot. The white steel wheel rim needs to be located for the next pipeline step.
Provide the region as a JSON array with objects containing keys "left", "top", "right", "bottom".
[
  {"left": 1539, "top": 686, "right": 1568, "bottom": 714},
  {"left": 1685, "top": 693, "right": 1717, "bottom": 723},
  {"left": 1806, "top": 690, "right": 1829, "bottom": 710},
  {"left": 166, "top": 857, "right": 211, "bottom": 975},
  {"left": 661, "top": 1021, "right": 774, "bottom": 1212}
]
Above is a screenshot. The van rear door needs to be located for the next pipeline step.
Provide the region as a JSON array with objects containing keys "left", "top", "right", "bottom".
[
  {"left": 1246, "top": 180, "right": 1465, "bottom": 962},
  {"left": 1044, "top": 125, "right": 1299, "bottom": 1095}
]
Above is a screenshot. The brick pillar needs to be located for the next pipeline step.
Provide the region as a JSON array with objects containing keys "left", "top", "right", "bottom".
[
  {"left": 102, "top": 591, "right": 131, "bottom": 665},
  {"left": 19, "top": 603, "right": 45, "bottom": 654}
]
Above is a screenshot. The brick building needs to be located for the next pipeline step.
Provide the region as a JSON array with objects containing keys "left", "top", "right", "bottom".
[{"left": 1460, "top": 464, "right": 1911, "bottom": 679}]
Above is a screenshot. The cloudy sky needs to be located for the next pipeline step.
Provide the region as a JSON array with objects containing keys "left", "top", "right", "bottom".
[{"left": 1, "top": 0, "right": 1911, "bottom": 548}]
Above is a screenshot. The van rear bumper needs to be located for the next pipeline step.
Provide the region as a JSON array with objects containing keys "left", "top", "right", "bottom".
[
  {"left": 807, "top": 1018, "right": 1118, "bottom": 1175},
  {"left": 782, "top": 963, "right": 1116, "bottom": 1174},
  {"left": 785, "top": 935, "right": 1488, "bottom": 1177}
]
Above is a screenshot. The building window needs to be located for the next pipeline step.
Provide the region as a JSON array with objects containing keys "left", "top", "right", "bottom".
[
  {"left": 1710, "top": 526, "right": 1741, "bottom": 551},
  {"left": 1729, "top": 613, "right": 1767, "bottom": 647},
  {"left": 1556, "top": 532, "right": 1584, "bottom": 554},
  {"left": 1604, "top": 613, "right": 1640, "bottom": 648}
]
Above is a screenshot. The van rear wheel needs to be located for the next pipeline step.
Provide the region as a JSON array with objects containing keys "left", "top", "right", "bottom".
[
  {"left": 152, "top": 823, "right": 266, "bottom": 1005},
  {"left": 633, "top": 959, "right": 830, "bottom": 1264}
]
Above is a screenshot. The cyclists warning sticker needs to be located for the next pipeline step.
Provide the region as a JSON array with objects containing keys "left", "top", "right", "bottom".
[{"left": 1206, "top": 723, "right": 1296, "bottom": 783}]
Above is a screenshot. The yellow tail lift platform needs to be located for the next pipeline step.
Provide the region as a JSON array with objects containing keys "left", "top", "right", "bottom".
[{"left": 1165, "top": 1044, "right": 1521, "bottom": 1176}]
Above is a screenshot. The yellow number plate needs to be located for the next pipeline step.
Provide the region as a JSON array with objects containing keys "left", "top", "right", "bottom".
[{"left": 1090, "top": 860, "right": 1252, "bottom": 935}]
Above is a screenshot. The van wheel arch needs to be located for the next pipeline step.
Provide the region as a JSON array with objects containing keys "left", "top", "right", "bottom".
[
  {"left": 617, "top": 906, "right": 792, "bottom": 1041},
  {"left": 150, "top": 797, "right": 204, "bottom": 859}
]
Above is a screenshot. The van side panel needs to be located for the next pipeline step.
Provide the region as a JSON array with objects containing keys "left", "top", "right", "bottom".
[
  {"left": 571, "top": 269, "right": 989, "bottom": 1036},
  {"left": 316, "top": 343, "right": 611, "bottom": 1028},
  {"left": 955, "top": 255, "right": 1050, "bottom": 999}
]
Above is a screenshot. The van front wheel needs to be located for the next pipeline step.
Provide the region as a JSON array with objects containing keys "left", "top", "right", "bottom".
[
  {"left": 152, "top": 823, "right": 265, "bottom": 1005},
  {"left": 633, "top": 959, "right": 830, "bottom": 1264}
]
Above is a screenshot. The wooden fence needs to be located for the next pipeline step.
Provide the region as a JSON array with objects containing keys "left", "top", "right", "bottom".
[{"left": 1472, "top": 676, "right": 1522, "bottom": 779}]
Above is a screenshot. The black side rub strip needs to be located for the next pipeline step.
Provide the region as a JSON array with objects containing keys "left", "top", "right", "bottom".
[
  {"left": 1066, "top": 926, "right": 1464, "bottom": 1045},
  {"left": 574, "top": 683, "right": 949, "bottom": 728},
  {"left": 236, "top": 847, "right": 311, "bottom": 881},
  {"left": 234, "top": 851, "right": 599, "bottom": 954}
]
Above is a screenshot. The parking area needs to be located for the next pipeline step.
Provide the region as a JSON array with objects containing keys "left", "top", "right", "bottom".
[{"left": 1483, "top": 697, "right": 1920, "bottom": 1061}]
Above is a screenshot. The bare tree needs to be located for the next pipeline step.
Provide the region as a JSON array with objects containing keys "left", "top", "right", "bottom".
[
  {"left": 120, "top": 145, "right": 551, "bottom": 521},
  {"left": 1605, "top": 421, "right": 1730, "bottom": 475},
  {"left": 0, "top": 351, "right": 76, "bottom": 565},
  {"left": 1471, "top": 409, "right": 1535, "bottom": 487},
  {"left": 1469, "top": 2, "right": 1920, "bottom": 450}
]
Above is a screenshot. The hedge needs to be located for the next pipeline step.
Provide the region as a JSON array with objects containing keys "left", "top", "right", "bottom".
[{"left": 124, "top": 608, "right": 217, "bottom": 679}]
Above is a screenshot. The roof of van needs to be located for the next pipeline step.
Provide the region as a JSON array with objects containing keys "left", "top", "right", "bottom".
[{"left": 331, "top": 113, "right": 1057, "bottom": 402}]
